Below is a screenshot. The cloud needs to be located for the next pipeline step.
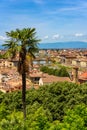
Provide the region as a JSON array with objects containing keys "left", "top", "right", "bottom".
[
  {"left": 47, "top": 7, "right": 82, "bottom": 15},
  {"left": 43, "top": 35, "right": 49, "bottom": 39},
  {"left": 0, "top": 36, "right": 7, "bottom": 41},
  {"left": 75, "top": 33, "right": 84, "bottom": 37},
  {"left": 52, "top": 34, "right": 60, "bottom": 40},
  {"left": 46, "top": 1, "right": 87, "bottom": 16}
]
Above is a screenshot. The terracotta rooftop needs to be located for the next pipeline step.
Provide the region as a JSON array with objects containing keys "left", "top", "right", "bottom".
[
  {"left": 30, "top": 72, "right": 42, "bottom": 78},
  {"left": 42, "top": 73, "right": 71, "bottom": 83},
  {"left": 79, "top": 72, "right": 87, "bottom": 80}
]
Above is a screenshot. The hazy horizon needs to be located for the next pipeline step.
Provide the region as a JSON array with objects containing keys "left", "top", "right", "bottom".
[{"left": 1, "top": 41, "right": 87, "bottom": 49}]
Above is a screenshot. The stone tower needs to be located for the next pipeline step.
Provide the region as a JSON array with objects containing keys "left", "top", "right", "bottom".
[{"left": 73, "top": 66, "right": 78, "bottom": 83}]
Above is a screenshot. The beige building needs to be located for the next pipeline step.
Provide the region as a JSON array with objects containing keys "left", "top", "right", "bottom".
[
  {"left": 72, "top": 59, "right": 80, "bottom": 66},
  {"left": 72, "top": 59, "right": 87, "bottom": 68},
  {"left": 80, "top": 59, "right": 87, "bottom": 67},
  {"left": 0, "top": 60, "right": 13, "bottom": 68}
]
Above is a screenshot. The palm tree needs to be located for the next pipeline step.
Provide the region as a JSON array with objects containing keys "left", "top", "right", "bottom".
[
  {"left": 3, "top": 39, "right": 20, "bottom": 59},
  {"left": 3, "top": 28, "right": 40, "bottom": 119}
]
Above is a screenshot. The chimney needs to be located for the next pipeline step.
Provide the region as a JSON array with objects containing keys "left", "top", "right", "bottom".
[{"left": 73, "top": 66, "right": 78, "bottom": 83}]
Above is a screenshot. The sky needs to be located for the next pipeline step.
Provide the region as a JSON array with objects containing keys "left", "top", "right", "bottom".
[{"left": 0, "top": 0, "right": 87, "bottom": 43}]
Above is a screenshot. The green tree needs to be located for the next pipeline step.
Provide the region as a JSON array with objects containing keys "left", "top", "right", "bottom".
[
  {"left": 3, "top": 28, "right": 40, "bottom": 119},
  {"left": 3, "top": 39, "right": 20, "bottom": 59},
  {"left": 57, "top": 67, "right": 69, "bottom": 77},
  {"left": 0, "top": 103, "right": 9, "bottom": 120},
  {"left": 50, "top": 104, "right": 87, "bottom": 130},
  {"left": 40, "top": 66, "right": 69, "bottom": 77},
  {"left": 1, "top": 81, "right": 87, "bottom": 122}
]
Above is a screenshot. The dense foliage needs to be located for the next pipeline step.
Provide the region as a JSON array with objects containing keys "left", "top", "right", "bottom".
[
  {"left": 0, "top": 54, "right": 5, "bottom": 59},
  {"left": 40, "top": 66, "right": 70, "bottom": 77},
  {"left": 0, "top": 82, "right": 87, "bottom": 129}
]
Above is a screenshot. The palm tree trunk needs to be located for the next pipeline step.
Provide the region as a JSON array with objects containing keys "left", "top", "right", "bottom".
[
  {"left": 22, "top": 72, "right": 26, "bottom": 119},
  {"left": 21, "top": 46, "right": 26, "bottom": 119}
]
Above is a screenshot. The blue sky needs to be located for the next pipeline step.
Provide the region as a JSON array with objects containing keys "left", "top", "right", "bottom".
[{"left": 0, "top": 0, "right": 87, "bottom": 43}]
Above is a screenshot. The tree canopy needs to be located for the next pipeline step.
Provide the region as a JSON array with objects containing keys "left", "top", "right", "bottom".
[
  {"left": 40, "top": 66, "right": 70, "bottom": 77},
  {"left": 0, "top": 81, "right": 87, "bottom": 129},
  {"left": 0, "top": 82, "right": 87, "bottom": 122}
]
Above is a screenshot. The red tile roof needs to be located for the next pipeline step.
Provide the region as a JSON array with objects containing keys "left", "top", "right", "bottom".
[
  {"left": 79, "top": 72, "right": 87, "bottom": 80},
  {"left": 42, "top": 73, "right": 71, "bottom": 83}
]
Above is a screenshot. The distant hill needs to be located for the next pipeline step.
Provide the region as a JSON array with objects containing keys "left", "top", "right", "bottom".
[
  {"left": 0, "top": 41, "right": 87, "bottom": 50},
  {"left": 39, "top": 41, "right": 87, "bottom": 49}
]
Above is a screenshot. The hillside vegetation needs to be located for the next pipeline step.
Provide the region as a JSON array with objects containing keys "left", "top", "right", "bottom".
[
  {"left": 40, "top": 66, "right": 70, "bottom": 77},
  {"left": 0, "top": 82, "right": 87, "bottom": 129}
]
